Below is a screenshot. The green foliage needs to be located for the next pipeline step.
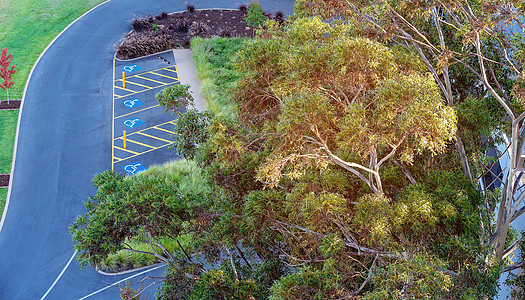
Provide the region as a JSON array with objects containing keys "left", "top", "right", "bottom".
[
  {"left": 190, "top": 269, "right": 259, "bottom": 299},
  {"left": 268, "top": 260, "right": 351, "bottom": 299},
  {"left": 156, "top": 84, "right": 193, "bottom": 113},
  {"left": 363, "top": 254, "right": 453, "bottom": 299},
  {"left": 245, "top": 1, "right": 266, "bottom": 28},
  {"left": 171, "top": 109, "right": 213, "bottom": 160},
  {"left": 354, "top": 194, "right": 395, "bottom": 243},
  {"left": 191, "top": 37, "right": 247, "bottom": 119},
  {"left": 70, "top": 159, "right": 210, "bottom": 269},
  {"left": 235, "top": 17, "right": 457, "bottom": 192}
]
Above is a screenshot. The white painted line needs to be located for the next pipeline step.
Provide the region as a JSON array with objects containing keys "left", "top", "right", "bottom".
[
  {"left": 40, "top": 250, "right": 78, "bottom": 300},
  {"left": 78, "top": 264, "right": 165, "bottom": 299},
  {"left": 0, "top": 0, "right": 112, "bottom": 233}
]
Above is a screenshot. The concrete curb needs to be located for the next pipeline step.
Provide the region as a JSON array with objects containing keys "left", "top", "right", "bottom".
[{"left": 0, "top": 0, "right": 112, "bottom": 233}]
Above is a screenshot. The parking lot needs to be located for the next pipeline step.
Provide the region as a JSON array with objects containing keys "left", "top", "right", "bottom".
[{"left": 112, "top": 52, "right": 181, "bottom": 175}]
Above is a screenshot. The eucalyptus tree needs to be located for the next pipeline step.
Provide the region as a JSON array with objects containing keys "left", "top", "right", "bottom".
[
  {"left": 235, "top": 18, "right": 457, "bottom": 194},
  {"left": 294, "top": 0, "right": 525, "bottom": 271}
]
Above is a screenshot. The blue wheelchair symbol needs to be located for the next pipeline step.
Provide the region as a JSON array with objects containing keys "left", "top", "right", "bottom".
[
  {"left": 122, "top": 64, "right": 141, "bottom": 73},
  {"left": 122, "top": 98, "right": 144, "bottom": 108},
  {"left": 123, "top": 162, "right": 147, "bottom": 175},
  {"left": 123, "top": 118, "right": 144, "bottom": 128}
]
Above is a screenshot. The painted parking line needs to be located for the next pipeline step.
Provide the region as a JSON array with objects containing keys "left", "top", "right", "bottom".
[
  {"left": 112, "top": 121, "right": 177, "bottom": 165},
  {"left": 114, "top": 65, "right": 179, "bottom": 99},
  {"left": 112, "top": 58, "right": 180, "bottom": 171}
]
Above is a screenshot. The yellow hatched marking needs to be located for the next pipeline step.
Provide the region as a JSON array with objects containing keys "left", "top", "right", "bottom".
[
  {"left": 122, "top": 139, "right": 156, "bottom": 149},
  {"left": 149, "top": 71, "right": 178, "bottom": 80},
  {"left": 115, "top": 105, "right": 160, "bottom": 120},
  {"left": 136, "top": 132, "right": 172, "bottom": 143},
  {"left": 153, "top": 126, "right": 176, "bottom": 134},
  {"left": 115, "top": 146, "right": 140, "bottom": 155},
  {"left": 113, "top": 156, "right": 123, "bottom": 162},
  {"left": 164, "top": 67, "right": 178, "bottom": 73},
  {"left": 113, "top": 85, "right": 163, "bottom": 99},
  {"left": 135, "top": 75, "right": 166, "bottom": 85},
  {"left": 112, "top": 143, "right": 174, "bottom": 164},
  {"left": 113, "top": 120, "right": 176, "bottom": 141},
  {"left": 120, "top": 80, "right": 154, "bottom": 89}
]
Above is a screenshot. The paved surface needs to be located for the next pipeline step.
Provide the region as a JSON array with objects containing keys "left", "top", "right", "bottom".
[{"left": 0, "top": 0, "right": 295, "bottom": 299}]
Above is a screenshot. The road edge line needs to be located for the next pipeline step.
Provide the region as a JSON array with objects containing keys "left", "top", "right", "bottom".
[
  {"left": 78, "top": 263, "right": 165, "bottom": 299},
  {"left": 0, "top": 0, "right": 112, "bottom": 233},
  {"left": 40, "top": 250, "right": 78, "bottom": 300}
]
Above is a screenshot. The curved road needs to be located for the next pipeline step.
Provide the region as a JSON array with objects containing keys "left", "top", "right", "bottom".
[{"left": 0, "top": 1, "right": 294, "bottom": 299}]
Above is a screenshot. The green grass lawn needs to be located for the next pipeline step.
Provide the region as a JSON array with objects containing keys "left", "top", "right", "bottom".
[
  {"left": 0, "top": 188, "right": 6, "bottom": 213},
  {"left": 0, "top": 110, "right": 18, "bottom": 174},
  {"left": 0, "top": 0, "right": 106, "bottom": 100}
]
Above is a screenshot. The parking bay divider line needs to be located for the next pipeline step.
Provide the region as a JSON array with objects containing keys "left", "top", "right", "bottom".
[
  {"left": 113, "top": 142, "right": 175, "bottom": 164},
  {"left": 133, "top": 75, "right": 167, "bottom": 85},
  {"left": 149, "top": 71, "right": 178, "bottom": 80}
]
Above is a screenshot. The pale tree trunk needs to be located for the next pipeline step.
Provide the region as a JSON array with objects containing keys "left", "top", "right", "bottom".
[{"left": 455, "top": 137, "right": 474, "bottom": 184}]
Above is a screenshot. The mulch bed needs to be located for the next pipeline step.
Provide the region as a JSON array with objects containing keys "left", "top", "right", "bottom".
[
  {"left": 0, "top": 100, "right": 21, "bottom": 110},
  {"left": 0, "top": 174, "right": 9, "bottom": 188},
  {"left": 116, "top": 8, "right": 285, "bottom": 60}
]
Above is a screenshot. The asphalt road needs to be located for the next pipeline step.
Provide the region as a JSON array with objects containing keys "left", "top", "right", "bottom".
[{"left": 0, "top": 0, "right": 295, "bottom": 299}]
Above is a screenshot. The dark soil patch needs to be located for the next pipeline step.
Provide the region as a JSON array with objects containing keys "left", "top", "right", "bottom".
[
  {"left": 0, "top": 100, "right": 20, "bottom": 110},
  {"left": 116, "top": 8, "right": 285, "bottom": 60},
  {"left": 0, "top": 174, "right": 9, "bottom": 187}
]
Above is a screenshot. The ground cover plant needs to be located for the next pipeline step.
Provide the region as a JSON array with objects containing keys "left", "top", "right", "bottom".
[
  {"left": 116, "top": 4, "right": 285, "bottom": 60},
  {"left": 191, "top": 37, "right": 246, "bottom": 119}
]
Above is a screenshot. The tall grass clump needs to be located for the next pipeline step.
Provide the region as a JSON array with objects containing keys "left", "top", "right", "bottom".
[
  {"left": 191, "top": 37, "right": 247, "bottom": 119},
  {"left": 137, "top": 159, "right": 209, "bottom": 195}
]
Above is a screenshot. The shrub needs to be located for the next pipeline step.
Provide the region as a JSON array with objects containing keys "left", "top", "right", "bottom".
[
  {"left": 160, "top": 11, "right": 168, "bottom": 20},
  {"left": 245, "top": 0, "right": 266, "bottom": 28},
  {"left": 217, "top": 27, "right": 233, "bottom": 38},
  {"left": 175, "top": 17, "right": 190, "bottom": 32},
  {"left": 187, "top": 4, "right": 195, "bottom": 12},
  {"left": 188, "top": 21, "right": 210, "bottom": 38},
  {"left": 274, "top": 10, "right": 285, "bottom": 24},
  {"left": 239, "top": 4, "right": 248, "bottom": 13},
  {"left": 130, "top": 17, "right": 150, "bottom": 31},
  {"left": 116, "top": 31, "right": 174, "bottom": 60},
  {"left": 155, "top": 84, "right": 194, "bottom": 113}
]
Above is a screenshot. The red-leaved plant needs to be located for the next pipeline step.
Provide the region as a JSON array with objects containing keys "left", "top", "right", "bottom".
[{"left": 0, "top": 48, "right": 17, "bottom": 104}]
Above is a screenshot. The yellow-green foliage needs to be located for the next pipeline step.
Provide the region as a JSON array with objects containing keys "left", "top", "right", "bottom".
[
  {"left": 363, "top": 254, "right": 453, "bottom": 300},
  {"left": 139, "top": 159, "right": 209, "bottom": 196},
  {"left": 354, "top": 194, "right": 394, "bottom": 242}
]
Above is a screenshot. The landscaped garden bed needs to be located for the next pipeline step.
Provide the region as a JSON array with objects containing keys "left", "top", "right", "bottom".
[
  {"left": 116, "top": 5, "right": 285, "bottom": 60},
  {"left": 0, "top": 174, "right": 9, "bottom": 188},
  {"left": 0, "top": 100, "right": 21, "bottom": 110}
]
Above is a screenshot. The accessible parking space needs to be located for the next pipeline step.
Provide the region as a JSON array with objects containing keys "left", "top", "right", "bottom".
[{"left": 112, "top": 51, "right": 182, "bottom": 175}]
